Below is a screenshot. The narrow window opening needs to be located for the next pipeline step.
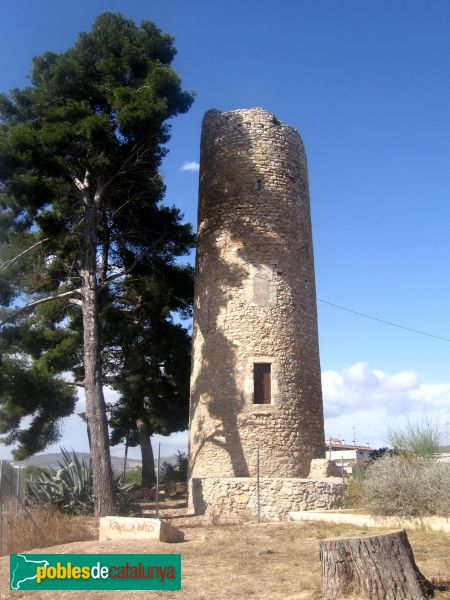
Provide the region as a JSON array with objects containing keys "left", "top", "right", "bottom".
[
  {"left": 256, "top": 179, "right": 262, "bottom": 191},
  {"left": 253, "top": 363, "right": 271, "bottom": 404}
]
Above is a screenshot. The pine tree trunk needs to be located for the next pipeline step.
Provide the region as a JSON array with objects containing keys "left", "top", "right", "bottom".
[
  {"left": 81, "top": 200, "right": 116, "bottom": 517},
  {"left": 136, "top": 418, "right": 156, "bottom": 487},
  {"left": 85, "top": 416, "right": 92, "bottom": 452},
  {"left": 320, "top": 529, "right": 434, "bottom": 600}
]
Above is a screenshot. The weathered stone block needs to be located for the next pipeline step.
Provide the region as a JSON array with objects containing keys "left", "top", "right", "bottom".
[
  {"left": 308, "top": 458, "right": 342, "bottom": 479},
  {"left": 99, "top": 516, "right": 184, "bottom": 543}
]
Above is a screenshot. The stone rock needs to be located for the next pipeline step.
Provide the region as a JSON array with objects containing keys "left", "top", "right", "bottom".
[
  {"left": 164, "top": 481, "right": 187, "bottom": 497},
  {"left": 307, "top": 458, "right": 342, "bottom": 479},
  {"left": 99, "top": 516, "right": 184, "bottom": 543}
]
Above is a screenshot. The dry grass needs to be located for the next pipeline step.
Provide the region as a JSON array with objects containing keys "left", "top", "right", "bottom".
[
  {"left": 0, "top": 506, "right": 96, "bottom": 555},
  {"left": 410, "top": 529, "right": 450, "bottom": 599},
  {"left": 0, "top": 519, "right": 448, "bottom": 599}
]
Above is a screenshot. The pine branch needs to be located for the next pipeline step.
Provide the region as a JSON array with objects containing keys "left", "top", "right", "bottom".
[
  {"left": 1, "top": 288, "right": 83, "bottom": 325},
  {"left": 99, "top": 230, "right": 169, "bottom": 288},
  {"left": 103, "top": 141, "right": 151, "bottom": 191},
  {"left": 68, "top": 297, "right": 83, "bottom": 307},
  {"left": 0, "top": 232, "right": 82, "bottom": 272},
  {"left": 74, "top": 168, "right": 90, "bottom": 192},
  {"left": 73, "top": 169, "right": 90, "bottom": 205}
]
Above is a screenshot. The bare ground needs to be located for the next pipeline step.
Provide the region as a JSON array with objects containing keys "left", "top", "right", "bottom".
[{"left": 0, "top": 516, "right": 448, "bottom": 600}]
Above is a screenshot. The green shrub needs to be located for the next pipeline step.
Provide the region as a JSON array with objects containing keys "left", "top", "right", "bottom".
[
  {"left": 344, "top": 466, "right": 368, "bottom": 508},
  {"left": 122, "top": 465, "right": 141, "bottom": 486},
  {"left": 22, "top": 465, "right": 52, "bottom": 478},
  {"left": 368, "top": 447, "right": 393, "bottom": 461},
  {"left": 160, "top": 451, "right": 188, "bottom": 484},
  {"left": 361, "top": 454, "right": 450, "bottom": 517},
  {"left": 27, "top": 448, "right": 135, "bottom": 515}
]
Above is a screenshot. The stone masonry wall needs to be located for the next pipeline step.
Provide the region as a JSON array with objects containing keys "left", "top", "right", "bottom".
[
  {"left": 191, "top": 478, "right": 343, "bottom": 522},
  {"left": 189, "top": 107, "right": 325, "bottom": 481}
]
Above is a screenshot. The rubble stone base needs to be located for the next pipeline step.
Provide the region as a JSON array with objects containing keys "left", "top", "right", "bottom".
[{"left": 190, "top": 477, "right": 343, "bottom": 522}]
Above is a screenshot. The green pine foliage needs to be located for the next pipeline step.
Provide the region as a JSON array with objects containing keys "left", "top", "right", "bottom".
[
  {"left": 122, "top": 465, "right": 141, "bottom": 486},
  {"left": 0, "top": 356, "right": 76, "bottom": 459},
  {"left": 107, "top": 319, "right": 192, "bottom": 480},
  {"left": 160, "top": 451, "right": 188, "bottom": 484},
  {"left": 0, "top": 12, "right": 195, "bottom": 468}
]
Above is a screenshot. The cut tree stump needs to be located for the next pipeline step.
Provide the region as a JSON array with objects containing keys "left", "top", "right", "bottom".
[{"left": 320, "top": 529, "right": 435, "bottom": 600}]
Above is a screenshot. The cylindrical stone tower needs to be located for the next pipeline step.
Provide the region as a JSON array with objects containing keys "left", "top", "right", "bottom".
[{"left": 188, "top": 108, "right": 325, "bottom": 482}]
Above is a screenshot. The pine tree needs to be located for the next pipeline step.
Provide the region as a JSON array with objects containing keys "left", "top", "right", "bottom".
[
  {"left": 107, "top": 314, "right": 192, "bottom": 487},
  {"left": 0, "top": 12, "right": 194, "bottom": 515}
]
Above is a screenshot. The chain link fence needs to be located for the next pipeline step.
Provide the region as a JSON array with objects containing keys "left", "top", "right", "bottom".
[
  {"left": 0, "top": 460, "right": 40, "bottom": 555},
  {"left": 0, "top": 460, "right": 27, "bottom": 511},
  {"left": 0, "top": 445, "right": 190, "bottom": 552}
]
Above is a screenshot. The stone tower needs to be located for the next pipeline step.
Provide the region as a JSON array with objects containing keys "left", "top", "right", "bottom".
[{"left": 188, "top": 108, "right": 325, "bottom": 484}]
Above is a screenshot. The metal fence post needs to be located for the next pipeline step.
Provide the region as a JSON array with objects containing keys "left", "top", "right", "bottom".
[
  {"left": 341, "top": 456, "right": 345, "bottom": 507},
  {"left": 0, "top": 459, "right": 3, "bottom": 556},
  {"left": 155, "top": 442, "right": 161, "bottom": 518},
  {"left": 256, "top": 446, "right": 260, "bottom": 524},
  {"left": 123, "top": 431, "right": 129, "bottom": 478},
  {"left": 16, "top": 468, "right": 20, "bottom": 516}
]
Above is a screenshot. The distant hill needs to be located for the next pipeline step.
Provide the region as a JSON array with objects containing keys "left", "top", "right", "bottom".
[
  {"left": 11, "top": 452, "right": 141, "bottom": 472},
  {"left": 10, "top": 451, "right": 181, "bottom": 471}
]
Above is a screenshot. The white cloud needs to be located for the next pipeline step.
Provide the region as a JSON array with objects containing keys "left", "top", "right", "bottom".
[
  {"left": 322, "top": 361, "right": 420, "bottom": 417},
  {"left": 408, "top": 382, "right": 450, "bottom": 408},
  {"left": 322, "top": 361, "right": 450, "bottom": 447},
  {"left": 180, "top": 161, "right": 199, "bottom": 173}
]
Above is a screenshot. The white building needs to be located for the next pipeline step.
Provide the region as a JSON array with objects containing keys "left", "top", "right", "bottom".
[
  {"left": 437, "top": 445, "right": 450, "bottom": 464},
  {"left": 326, "top": 438, "right": 374, "bottom": 474}
]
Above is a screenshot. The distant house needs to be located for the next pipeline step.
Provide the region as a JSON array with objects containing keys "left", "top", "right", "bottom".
[
  {"left": 437, "top": 445, "right": 450, "bottom": 463},
  {"left": 326, "top": 438, "right": 374, "bottom": 473}
]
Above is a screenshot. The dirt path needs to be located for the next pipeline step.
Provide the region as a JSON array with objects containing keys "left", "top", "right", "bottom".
[{"left": 0, "top": 522, "right": 448, "bottom": 600}]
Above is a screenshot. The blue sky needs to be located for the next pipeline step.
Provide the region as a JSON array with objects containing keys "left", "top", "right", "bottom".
[{"left": 1, "top": 0, "right": 450, "bottom": 458}]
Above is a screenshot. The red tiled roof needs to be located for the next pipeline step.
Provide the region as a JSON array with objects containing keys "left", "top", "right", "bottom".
[{"left": 326, "top": 443, "right": 374, "bottom": 451}]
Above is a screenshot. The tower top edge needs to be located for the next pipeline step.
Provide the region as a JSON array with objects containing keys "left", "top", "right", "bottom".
[{"left": 202, "top": 107, "right": 300, "bottom": 136}]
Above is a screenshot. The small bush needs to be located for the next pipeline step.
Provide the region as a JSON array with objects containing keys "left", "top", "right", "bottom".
[
  {"left": 344, "top": 468, "right": 367, "bottom": 508},
  {"left": 22, "top": 465, "right": 52, "bottom": 478},
  {"left": 368, "top": 447, "right": 393, "bottom": 461},
  {"left": 160, "top": 451, "right": 188, "bottom": 484},
  {"left": 122, "top": 465, "right": 141, "bottom": 486},
  {"left": 361, "top": 454, "right": 450, "bottom": 517}
]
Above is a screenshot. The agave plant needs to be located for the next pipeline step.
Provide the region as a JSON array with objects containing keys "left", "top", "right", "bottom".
[{"left": 26, "top": 448, "right": 134, "bottom": 515}]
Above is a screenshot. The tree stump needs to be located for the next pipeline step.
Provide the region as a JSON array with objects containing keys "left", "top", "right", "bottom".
[{"left": 320, "top": 529, "right": 434, "bottom": 600}]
